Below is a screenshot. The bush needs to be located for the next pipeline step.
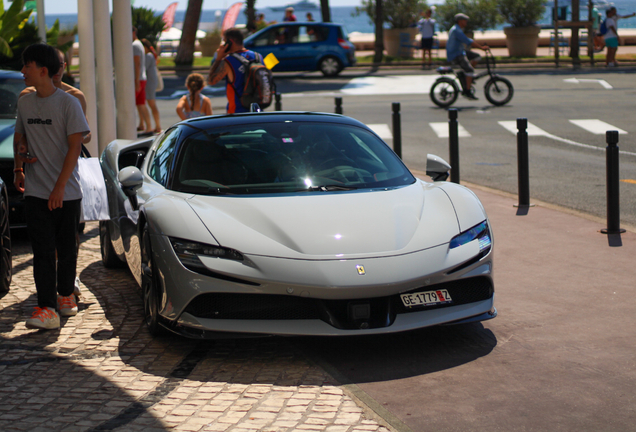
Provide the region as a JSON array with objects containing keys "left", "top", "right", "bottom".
[
  {"left": 355, "top": 0, "right": 428, "bottom": 29},
  {"left": 132, "top": 6, "right": 166, "bottom": 46},
  {"left": 436, "top": 0, "right": 502, "bottom": 33},
  {"left": 497, "top": 0, "right": 546, "bottom": 27}
]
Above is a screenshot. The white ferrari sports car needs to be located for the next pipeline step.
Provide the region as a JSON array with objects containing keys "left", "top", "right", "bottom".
[{"left": 99, "top": 112, "right": 496, "bottom": 338}]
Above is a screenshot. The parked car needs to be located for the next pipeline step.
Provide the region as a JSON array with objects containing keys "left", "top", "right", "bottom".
[
  {"left": 0, "top": 176, "right": 12, "bottom": 293},
  {"left": 0, "top": 69, "right": 26, "bottom": 228},
  {"left": 100, "top": 111, "right": 496, "bottom": 338},
  {"left": 243, "top": 22, "right": 356, "bottom": 77}
]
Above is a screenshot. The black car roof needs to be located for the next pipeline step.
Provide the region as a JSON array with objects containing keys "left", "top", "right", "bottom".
[{"left": 178, "top": 111, "right": 367, "bottom": 131}]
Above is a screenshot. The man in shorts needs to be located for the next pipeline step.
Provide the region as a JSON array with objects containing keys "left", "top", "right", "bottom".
[
  {"left": 133, "top": 27, "right": 151, "bottom": 133},
  {"left": 446, "top": 13, "right": 489, "bottom": 100},
  {"left": 417, "top": 9, "right": 436, "bottom": 69},
  {"left": 14, "top": 43, "right": 90, "bottom": 330}
]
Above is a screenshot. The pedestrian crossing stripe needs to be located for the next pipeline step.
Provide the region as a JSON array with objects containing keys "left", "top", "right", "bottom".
[
  {"left": 498, "top": 121, "right": 550, "bottom": 136},
  {"left": 429, "top": 122, "right": 471, "bottom": 138},
  {"left": 569, "top": 120, "right": 628, "bottom": 135},
  {"left": 367, "top": 124, "right": 393, "bottom": 140}
]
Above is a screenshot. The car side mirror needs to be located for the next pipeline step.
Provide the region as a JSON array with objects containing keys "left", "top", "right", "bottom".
[
  {"left": 426, "top": 154, "right": 451, "bottom": 182},
  {"left": 118, "top": 166, "right": 143, "bottom": 209}
]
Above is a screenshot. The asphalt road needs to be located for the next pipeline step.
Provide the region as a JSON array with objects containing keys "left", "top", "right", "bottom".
[{"left": 155, "top": 66, "right": 636, "bottom": 227}]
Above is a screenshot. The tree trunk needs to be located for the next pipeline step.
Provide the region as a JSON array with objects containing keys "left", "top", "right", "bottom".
[
  {"left": 175, "top": 0, "right": 203, "bottom": 65},
  {"left": 373, "top": 0, "right": 384, "bottom": 63},
  {"left": 245, "top": 0, "right": 256, "bottom": 33},
  {"left": 320, "top": 0, "right": 331, "bottom": 23}
]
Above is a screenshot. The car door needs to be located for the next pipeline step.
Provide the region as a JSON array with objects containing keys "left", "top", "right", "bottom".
[{"left": 247, "top": 26, "right": 292, "bottom": 71}]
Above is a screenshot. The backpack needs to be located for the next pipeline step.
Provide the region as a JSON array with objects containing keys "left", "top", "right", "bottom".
[
  {"left": 231, "top": 53, "right": 276, "bottom": 109},
  {"left": 599, "top": 19, "right": 607, "bottom": 36}
]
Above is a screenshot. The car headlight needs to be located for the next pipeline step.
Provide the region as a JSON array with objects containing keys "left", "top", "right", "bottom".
[
  {"left": 169, "top": 238, "right": 244, "bottom": 271},
  {"left": 449, "top": 221, "right": 491, "bottom": 255}
]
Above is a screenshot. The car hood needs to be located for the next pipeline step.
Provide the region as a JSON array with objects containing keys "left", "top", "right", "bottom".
[
  {"left": 185, "top": 181, "right": 463, "bottom": 260},
  {"left": 0, "top": 119, "right": 16, "bottom": 160}
]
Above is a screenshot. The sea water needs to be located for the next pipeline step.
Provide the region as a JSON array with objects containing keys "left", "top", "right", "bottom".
[{"left": 42, "top": 2, "right": 636, "bottom": 38}]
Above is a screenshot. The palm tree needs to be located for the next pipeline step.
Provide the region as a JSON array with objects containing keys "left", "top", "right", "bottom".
[
  {"left": 175, "top": 0, "right": 203, "bottom": 65},
  {"left": 245, "top": 0, "right": 256, "bottom": 32},
  {"left": 374, "top": 0, "right": 383, "bottom": 63},
  {"left": 320, "top": 0, "right": 331, "bottom": 22}
]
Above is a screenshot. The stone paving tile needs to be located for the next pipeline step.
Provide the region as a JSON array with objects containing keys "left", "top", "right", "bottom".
[{"left": 0, "top": 224, "right": 394, "bottom": 432}]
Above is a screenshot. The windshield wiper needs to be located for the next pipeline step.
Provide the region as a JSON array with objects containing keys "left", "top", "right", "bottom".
[{"left": 306, "top": 185, "right": 359, "bottom": 192}]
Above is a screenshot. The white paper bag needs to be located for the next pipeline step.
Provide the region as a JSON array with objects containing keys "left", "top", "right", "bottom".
[{"left": 78, "top": 157, "right": 110, "bottom": 222}]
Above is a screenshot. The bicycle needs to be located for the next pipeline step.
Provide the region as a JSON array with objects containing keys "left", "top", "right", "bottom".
[{"left": 429, "top": 49, "right": 514, "bottom": 108}]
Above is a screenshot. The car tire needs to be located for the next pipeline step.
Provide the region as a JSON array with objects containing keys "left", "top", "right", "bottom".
[
  {"left": 0, "top": 189, "right": 11, "bottom": 293},
  {"left": 100, "top": 221, "right": 125, "bottom": 268},
  {"left": 141, "top": 225, "right": 166, "bottom": 337},
  {"left": 319, "top": 56, "right": 343, "bottom": 77}
]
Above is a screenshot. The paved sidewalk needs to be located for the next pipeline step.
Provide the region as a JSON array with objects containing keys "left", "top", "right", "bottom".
[{"left": 0, "top": 225, "right": 392, "bottom": 432}]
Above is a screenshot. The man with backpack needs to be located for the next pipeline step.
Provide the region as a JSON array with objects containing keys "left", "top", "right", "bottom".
[{"left": 207, "top": 28, "right": 272, "bottom": 113}]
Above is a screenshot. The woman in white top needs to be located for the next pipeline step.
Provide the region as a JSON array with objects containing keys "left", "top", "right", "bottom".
[
  {"left": 604, "top": 7, "right": 636, "bottom": 67},
  {"left": 176, "top": 73, "right": 213, "bottom": 120}
]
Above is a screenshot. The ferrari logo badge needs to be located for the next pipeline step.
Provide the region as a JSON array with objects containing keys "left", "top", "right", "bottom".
[{"left": 356, "top": 265, "right": 365, "bottom": 275}]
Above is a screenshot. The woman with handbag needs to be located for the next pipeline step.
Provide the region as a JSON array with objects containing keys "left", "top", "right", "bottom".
[{"left": 142, "top": 39, "right": 162, "bottom": 134}]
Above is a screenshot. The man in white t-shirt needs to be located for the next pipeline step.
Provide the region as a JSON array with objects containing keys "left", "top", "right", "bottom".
[
  {"left": 417, "top": 9, "right": 436, "bottom": 69},
  {"left": 604, "top": 7, "right": 636, "bottom": 67}
]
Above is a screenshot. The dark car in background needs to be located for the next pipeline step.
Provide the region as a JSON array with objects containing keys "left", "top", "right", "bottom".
[
  {"left": 0, "top": 70, "right": 26, "bottom": 228},
  {"left": 243, "top": 22, "right": 356, "bottom": 77}
]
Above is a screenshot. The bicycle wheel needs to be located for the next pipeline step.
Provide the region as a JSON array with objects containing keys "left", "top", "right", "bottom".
[
  {"left": 484, "top": 76, "right": 514, "bottom": 106},
  {"left": 430, "top": 77, "right": 459, "bottom": 108}
]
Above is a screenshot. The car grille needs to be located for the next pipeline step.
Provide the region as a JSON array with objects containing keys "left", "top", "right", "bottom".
[{"left": 183, "top": 276, "right": 494, "bottom": 330}]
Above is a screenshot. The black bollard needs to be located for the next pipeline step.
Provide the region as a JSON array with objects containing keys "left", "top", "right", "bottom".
[
  {"left": 601, "top": 131, "right": 625, "bottom": 234},
  {"left": 275, "top": 93, "right": 282, "bottom": 111},
  {"left": 392, "top": 102, "right": 402, "bottom": 159},
  {"left": 516, "top": 118, "right": 530, "bottom": 207},
  {"left": 448, "top": 109, "right": 459, "bottom": 184},
  {"left": 335, "top": 97, "right": 343, "bottom": 114}
]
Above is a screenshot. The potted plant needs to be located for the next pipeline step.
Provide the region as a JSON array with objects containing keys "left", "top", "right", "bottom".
[
  {"left": 436, "top": 0, "right": 502, "bottom": 38},
  {"left": 198, "top": 29, "right": 222, "bottom": 57},
  {"left": 355, "top": 0, "right": 427, "bottom": 58},
  {"left": 497, "top": 0, "right": 546, "bottom": 57}
]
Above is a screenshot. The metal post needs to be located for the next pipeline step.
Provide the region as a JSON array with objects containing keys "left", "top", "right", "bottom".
[
  {"left": 449, "top": 109, "right": 459, "bottom": 184},
  {"left": 275, "top": 93, "right": 282, "bottom": 111},
  {"left": 392, "top": 102, "right": 402, "bottom": 159},
  {"left": 77, "top": 0, "right": 98, "bottom": 156},
  {"left": 517, "top": 118, "right": 530, "bottom": 206},
  {"left": 602, "top": 131, "right": 625, "bottom": 234},
  {"left": 112, "top": 0, "right": 137, "bottom": 140},
  {"left": 335, "top": 97, "right": 342, "bottom": 114}
]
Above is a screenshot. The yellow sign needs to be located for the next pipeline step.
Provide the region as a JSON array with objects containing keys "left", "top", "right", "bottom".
[{"left": 264, "top": 53, "right": 279, "bottom": 70}]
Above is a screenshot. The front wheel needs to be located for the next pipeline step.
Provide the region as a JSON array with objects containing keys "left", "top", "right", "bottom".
[
  {"left": 319, "top": 56, "right": 342, "bottom": 77},
  {"left": 430, "top": 77, "right": 459, "bottom": 108},
  {"left": 484, "top": 76, "right": 514, "bottom": 106},
  {"left": 141, "top": 225, "right": 166, "bottom": 337}
]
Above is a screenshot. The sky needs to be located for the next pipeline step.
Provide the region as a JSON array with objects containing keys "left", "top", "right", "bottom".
[{"left": 43, "top": 0, "right": 362, "bottom": 15}]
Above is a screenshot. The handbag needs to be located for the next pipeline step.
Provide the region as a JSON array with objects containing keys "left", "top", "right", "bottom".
[
  {"left": 78, "top": 146, "right": 109, "bottom": 222},
  {"left": 156, "top": 65, "right": 164, "bottom": 92}
]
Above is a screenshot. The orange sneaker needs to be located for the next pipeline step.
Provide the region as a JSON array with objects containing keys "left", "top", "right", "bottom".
[
  {"left": 26, "top": 307, "right": 60, "bottom": 330},
  {"left": 57, "top": 294, "right": 78, "bottom": 317}
]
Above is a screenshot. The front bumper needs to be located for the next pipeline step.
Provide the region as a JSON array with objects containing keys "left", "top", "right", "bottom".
[{"left": 151, "top": 233, "right": 495, "bottom": 337}]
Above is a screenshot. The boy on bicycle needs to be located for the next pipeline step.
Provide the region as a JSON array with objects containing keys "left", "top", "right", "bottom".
[{"left": 446, "top": 13, "right": 489, "bottom": 100}]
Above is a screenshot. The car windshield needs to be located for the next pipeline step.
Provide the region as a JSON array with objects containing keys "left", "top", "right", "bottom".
[
  {"left": 171, "top": 121, "right": 415, "bottom": 195},
  {"left": 0, "top": 77, "right": 24, "bottom": 119}
]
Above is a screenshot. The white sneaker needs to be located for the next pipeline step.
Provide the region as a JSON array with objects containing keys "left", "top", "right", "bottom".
[
  {"left": 57, "top": 294, "right": 78, "bottom": 317},
  {"left": 26, "top": 307, "right": 60, "bottom": 330},
  {"left": 74, "top": 277, "right": 81, "bottom": 299}
]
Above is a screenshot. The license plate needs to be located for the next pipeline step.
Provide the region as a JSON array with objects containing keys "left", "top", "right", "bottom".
[{"left": 400, "top": 289, "right": 453, "bottom": 308}]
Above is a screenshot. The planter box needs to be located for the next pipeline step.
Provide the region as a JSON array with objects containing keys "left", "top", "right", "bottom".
[
  {"left": 504, "top": 26, "right": 541, "bottom": 57},
  {"left": 383, "top": 27, "right": 419, "bottom": 58}
]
